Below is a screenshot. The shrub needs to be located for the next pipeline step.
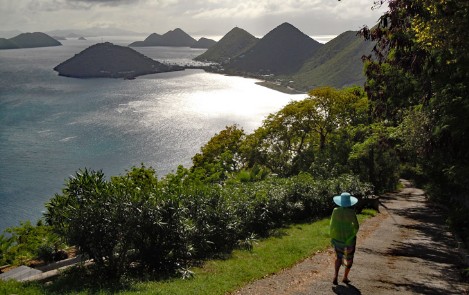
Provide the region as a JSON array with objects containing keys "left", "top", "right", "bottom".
[
  {"left": 45, "top": 166, "right": 372, "bottom": 278},
  {"left": 0, "top": 221, "right": 63, "bottom": 266}
]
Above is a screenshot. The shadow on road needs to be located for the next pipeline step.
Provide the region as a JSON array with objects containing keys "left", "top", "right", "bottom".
[
  {"left": 332, "top": 283, "right": 362, "bottom": 294},
  {"left": 384, "top": 193, "right": 467, "bottom": 293}
]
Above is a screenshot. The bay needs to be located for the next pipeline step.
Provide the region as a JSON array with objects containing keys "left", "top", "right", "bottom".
[{"left": 0, "top": 37, "right": 305, "bottom": 232}]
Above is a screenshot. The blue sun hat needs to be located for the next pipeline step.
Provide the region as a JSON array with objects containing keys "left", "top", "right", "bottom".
[{"left": 333, "top": 192, "right": 358, "bottom": 207}]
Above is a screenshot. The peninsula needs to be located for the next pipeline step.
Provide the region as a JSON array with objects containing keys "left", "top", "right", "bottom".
[{"left": 54, "top": 42, "right": 183, "bottom": 79}]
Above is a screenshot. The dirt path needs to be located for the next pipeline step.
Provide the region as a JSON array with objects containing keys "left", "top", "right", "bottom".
[{"left": 234, "top": 180, "right": 469, "bottom": 294}]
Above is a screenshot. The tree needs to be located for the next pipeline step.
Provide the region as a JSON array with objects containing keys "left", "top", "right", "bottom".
[
  {"left": 241, "top": 87, "right": 368, "bottom": 177},
  {"left": 191, "top": 125, "right": 246, "bottom": 183},
  {"left": 360, "top": 0, "right": 469, "bottom": 202}
]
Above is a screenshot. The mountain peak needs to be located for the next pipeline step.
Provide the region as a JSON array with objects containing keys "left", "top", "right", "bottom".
[
  {"left": 194, "top": 27, "right": 258, "bottom": 63},
  {"left": 277, "top": 22, "right": 296, "bottom": 29},
  {"left": 226, "top": 23, "right": 322, "bottom": 75}
]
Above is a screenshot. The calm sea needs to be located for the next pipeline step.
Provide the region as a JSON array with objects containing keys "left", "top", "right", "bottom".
[{"left": 0, "top": 36, "right": 305, "bottom": 232}]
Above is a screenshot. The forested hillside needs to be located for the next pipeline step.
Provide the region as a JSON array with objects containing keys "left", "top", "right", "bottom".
[{"left": 288, "top": 31, "right": 375, "bottom": 91}]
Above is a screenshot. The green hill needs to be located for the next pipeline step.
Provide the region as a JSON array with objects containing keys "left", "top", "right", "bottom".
[
  {"left": 226, "top": 23, "right": 323, "bottom": 75},
  {"left": 287, "top": 31, "right": 375, "bottom": 91},
  {"left": 0, "top": 32, "right": 61, "bottom": 50},
  {"left": 193, "top": 27, "right": 258, "bottom": 63}
]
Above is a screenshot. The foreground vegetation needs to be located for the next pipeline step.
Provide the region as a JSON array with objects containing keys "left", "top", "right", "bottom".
[
  {"left": 0, "top": 210, "right": 376, "bottom": 295},
  {"left": 360, "top": 0, "right": 469, "bottom": 244}
]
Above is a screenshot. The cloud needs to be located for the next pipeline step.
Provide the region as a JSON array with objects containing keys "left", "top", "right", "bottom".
[
  {"left": 66, "top": 0, "right": 139, "bottom": 7},
  {"left": 23, "top": 0, "right": 140, "bottom": 12},
  {"left": 0, "top": 0, "right": 387, "bottom": 35}
]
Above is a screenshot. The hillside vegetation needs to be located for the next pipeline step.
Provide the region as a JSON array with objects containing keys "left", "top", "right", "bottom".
[
  {"left": 193, "top": 23, "right": 374, "bottom": 90},
  {"left": 288, "top": 31, "right": 375, "bottom": 91}
]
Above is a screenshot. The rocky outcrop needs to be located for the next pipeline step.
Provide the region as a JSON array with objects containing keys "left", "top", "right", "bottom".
[{"left": 54, "top": 42, "right": 183, "bottom": 79}]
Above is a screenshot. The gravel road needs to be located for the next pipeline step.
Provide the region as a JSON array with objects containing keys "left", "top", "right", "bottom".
[{"left": 234, "top": 180, "right": 469, "bottom": 295}]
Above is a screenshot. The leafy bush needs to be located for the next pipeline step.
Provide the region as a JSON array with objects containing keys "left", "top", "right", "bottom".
[
  {"left": 0, "top": 221, "right": 63, "bottom": 266},
  {"left": 44, "top": 165, "right": 373, "bottom": 279}
]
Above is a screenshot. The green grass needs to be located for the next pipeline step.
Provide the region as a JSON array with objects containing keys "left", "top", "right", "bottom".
[{"left": 0, "top": 210, "right": 376, "bottom": 295}]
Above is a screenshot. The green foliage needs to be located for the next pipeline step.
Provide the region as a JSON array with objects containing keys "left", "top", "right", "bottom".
[
  {"left": 2, "top": 209, "right": 377, "bottom": 295},
  {"left": 191, "top": 125, "right": 246, "bottom": 183},
  {"left": 175, "top": 86, "right": 398, "bottom": 193},
  {"left": 0, "top": 221, "right": 63, "bottom": 266},
  {"left": 0, "top": 280, "right": 44, "bottom": 295},
  {"left": 349, "top": 123, "right": 401, "bottom": 193},
  {"left": 227, "top": 164, "right": 271, "bottom": 184},
  {"left": 361, "top": 0, "right": 469, "bottom": 204},
  {"left": 290, "top": 30, "right": 376, "bottom": 91},
  {"left": 44, "top": 165, "right": 372, "bottom": 279},
  {"left": 446, "top": 205, "right": 469, "bottom": 247},
  {"left": 45, "top": 165, "right": 194, "bottom": 277},
  {"left": 241, "top": 86, "right": 370, "bottom": 178}
]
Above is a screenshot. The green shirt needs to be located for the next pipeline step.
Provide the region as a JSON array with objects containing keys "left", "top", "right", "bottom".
[{"left": 329, "top": 207, "right": 359, "bottom": 246}]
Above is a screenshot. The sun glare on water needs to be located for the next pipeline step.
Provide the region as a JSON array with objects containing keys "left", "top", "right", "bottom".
[{"left": 180, "top": 73, "right": 306, "bottom": 123}]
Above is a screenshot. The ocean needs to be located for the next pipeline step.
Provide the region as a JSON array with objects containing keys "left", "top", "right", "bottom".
[{"left": 0, "top": 36, "right": 305, "bottom": 232}]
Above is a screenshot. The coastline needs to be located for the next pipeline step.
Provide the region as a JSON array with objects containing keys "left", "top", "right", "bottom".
[
  {"left": 255, "top": 81, "right": 306, "bottom": 95},
  {"left": 184, "top": 64, "right": 307, "bottom": 95}
]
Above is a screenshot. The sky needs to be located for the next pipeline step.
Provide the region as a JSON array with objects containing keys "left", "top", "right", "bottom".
[{"left": 0, "top": 0, "right": 388, "bottom": 38}]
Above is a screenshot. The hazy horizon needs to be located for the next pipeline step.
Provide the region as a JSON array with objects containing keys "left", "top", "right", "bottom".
[
  {"left": 0, "top": 0, "right": 387, "bottom": 39},
  {"left": 0, "top": 28, "right": 340, "bottom": 44}
]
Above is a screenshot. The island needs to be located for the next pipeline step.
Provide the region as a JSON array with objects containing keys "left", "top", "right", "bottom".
[
  {"left": 129, "top": 28, "right": 215, "bottom": 48},
  {"left": 54, "top": 42, "right": 184, "bottom": 79},
  {"left": 0, "top": 32, "right": 61, "bottom": 50}
]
